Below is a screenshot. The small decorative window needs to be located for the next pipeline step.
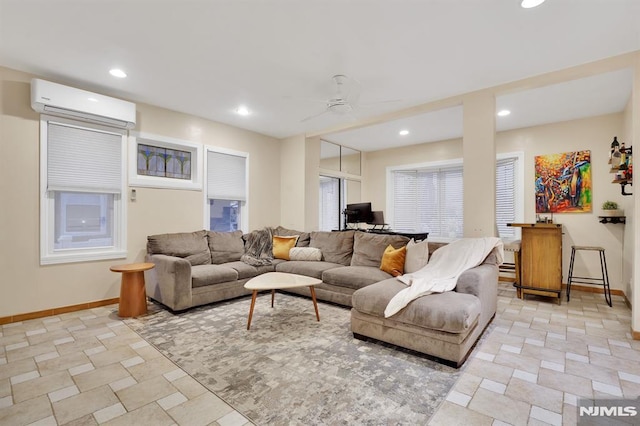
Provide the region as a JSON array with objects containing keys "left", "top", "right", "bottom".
[
  {"left": 129, "top": 132, "right": 203, "bottom": 190},
  {"left": 137, "top": 143, "right": 192, "bottom": 180}
]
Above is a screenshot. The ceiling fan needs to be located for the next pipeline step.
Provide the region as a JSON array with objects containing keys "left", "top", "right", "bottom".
[{"left": 299, "top": 74, "right": 359, "bottom": 122}]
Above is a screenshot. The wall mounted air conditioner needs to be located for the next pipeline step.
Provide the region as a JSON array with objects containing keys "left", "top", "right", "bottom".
[{"left": 31, "top": 79, "right": 136, "bottom": 129}]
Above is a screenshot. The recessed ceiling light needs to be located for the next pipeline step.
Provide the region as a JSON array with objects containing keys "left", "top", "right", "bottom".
[
  {"left": 87, "top": 97, "right": 98, "bottom": 102},
  {"left": 236, "top": 106, "right": 250, "bottom": 116},
  {"left": 521, "top": 0, "right": 545, "bottom": 8},
  {"left": 399, "top": 130, "right": 410, "bottom": 136},
  {"left": 109, "top": 68, "right": 127, "bottom": 78},
  {"left": 497, "top": 110, "right": 511, "bottom": 117}
]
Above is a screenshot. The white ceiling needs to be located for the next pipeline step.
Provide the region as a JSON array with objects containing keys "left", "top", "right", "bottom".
[
  {"left": 327, "top": 68, "right": 634, "bottom": 151},
  {"left": 1, "top": 0, "right": 639, "bottom": 151}
]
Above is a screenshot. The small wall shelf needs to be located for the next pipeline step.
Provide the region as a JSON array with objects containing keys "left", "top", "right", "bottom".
[
  {"left": 608, "top": 143, "right": 632, "bottom": 196},
  {"left": 598, "top": 216, "right": 626, "bottom": 224},
  {"left": 611, "top": 178, "right": 633, "bottom": 196}
]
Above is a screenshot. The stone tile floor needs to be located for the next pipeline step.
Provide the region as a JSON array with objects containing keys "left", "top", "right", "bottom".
[
  {"left": 430, "top": 284, "right": 639, "bottom": 426},
  {"left": 0, "top": 282, "right": 637, "bottom": 425}
]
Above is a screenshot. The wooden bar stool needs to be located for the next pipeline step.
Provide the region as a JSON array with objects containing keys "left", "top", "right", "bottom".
[
  {"left": 566, "top": 246, "right": 612, "bottom": 307},
  {"left": 499, "top": 239, "right": 522, "bottom": 297}
]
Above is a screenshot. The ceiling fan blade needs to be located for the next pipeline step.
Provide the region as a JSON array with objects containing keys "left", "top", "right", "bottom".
[{"left": 301, "top": 109, "right": 330, "bottom": 122}]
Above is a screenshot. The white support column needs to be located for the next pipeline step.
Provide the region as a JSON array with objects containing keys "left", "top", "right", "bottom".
[{"left": 463, "top": 92, "right": 496, "bottom": 237}]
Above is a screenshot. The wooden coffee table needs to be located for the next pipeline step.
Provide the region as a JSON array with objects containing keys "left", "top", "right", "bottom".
[
  {"left": 110, "top": 262, "right": 155, "bottom": 318},
  {"left": 244, "top": 272, "right": 322, "bottom": 330}
]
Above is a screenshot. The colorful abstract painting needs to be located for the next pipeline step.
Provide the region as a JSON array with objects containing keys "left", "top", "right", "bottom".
[{"left": 535, "top": 150, "right": 592, "bottom": 213}]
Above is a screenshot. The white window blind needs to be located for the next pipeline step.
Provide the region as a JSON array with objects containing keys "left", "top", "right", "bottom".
[
  {"left": 392, "top": 166, "right": 464, "bottom": 238},
  {"left": 319, "top": 176, "right": 340, "bottom": 231},
  {"left": 207, "top": 151, "right": 247, "bottom": 201},
  {"left": 496, "top": 157, "right": 516, "bottom": 238},
  {"left": 392, "top": 171, "right": 418, "bottom": 231},
  {"left": 47, "top": 122, "right": 123, "bottom": 193}
]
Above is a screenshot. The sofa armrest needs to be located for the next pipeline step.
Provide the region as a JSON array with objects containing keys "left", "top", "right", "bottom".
[
  {"left": 145, "top": 254, "right": 193, "bottom": 311},
  {"left": 456, "top": 263, "right": 498, "bottom": 326}
]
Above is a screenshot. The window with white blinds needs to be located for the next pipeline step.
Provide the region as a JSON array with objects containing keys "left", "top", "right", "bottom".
[
  {"left": 47, "top": 122, "right": 123, "bottom": 193},
  {"left": 206, "top": 151, "right": 247, "bottom": 201},
  {"left": 40, "top": 117, "right": 127, "bottom": 265},
  {"left": 206, "top": 149, "right": 248, "bottom": 232},
  {"left": 496, "top": 157, "right": 517, "bottom": 238},
  {"left": 319, "top": 176, "right": 341, "bottom": 231},
  {"left": 392, "top": 166, "right": 464, "bottom": 238},
  {"left": 390, "top": 155, "right": 520, "bottom": 239}
]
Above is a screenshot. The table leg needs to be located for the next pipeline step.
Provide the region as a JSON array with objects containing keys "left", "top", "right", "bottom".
[
  {"left": 271, "top": 289, "right": 275, "bottom": 308},
  {"left": 247, "top": 290, "right": 258, "bottom": 330},
  {"left": 119, "top": 271, "right": 148, "bottom": 318},
  {"left": 309, "top": 286, "right": 320, "bottom": 322}
]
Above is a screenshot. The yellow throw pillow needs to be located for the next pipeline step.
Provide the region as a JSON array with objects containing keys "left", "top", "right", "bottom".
[
  {"left": 272, "top": 235, "right": 299, "bottom": 260},
  {"left": 380, "top": 244, "right": 407, "bottom": 277}
]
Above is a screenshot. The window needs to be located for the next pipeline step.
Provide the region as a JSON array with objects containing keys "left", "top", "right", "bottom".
[
  {"left": 388, "top": 154, "right": 522, "bottom": 240},
  {"left": 319, "top": 176, "right": 341, "bottom": 231},
  {"left": 496, "top": 157, "right": 517, "bottom": 238},
  {"left": 40, "top": 117, "right": 127, "bottom": 264},
  {"left": 128, "top": 132, "right": 203, "bottom": 190},
  {"left": 206, "top": 149, "right": 247, "bottom": 232},
  {"left": 391, "top": 165, "right": 464, "bottom": 238}
]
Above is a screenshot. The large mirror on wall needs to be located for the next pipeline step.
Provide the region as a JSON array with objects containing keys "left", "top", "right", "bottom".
[
  {"left": 320, "top": 139, "right": 362, "bottom": 176},
  {"left": 320, "top": 140, "right": 340, "bottom": 171},
  {"left": 341, "top": 146, "right": 361, "bottom": 175}
]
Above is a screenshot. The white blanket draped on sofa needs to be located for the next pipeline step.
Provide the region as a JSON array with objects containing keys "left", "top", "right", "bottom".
[{"left": 384, "top": 237, "right": 504, "bottom": 318}]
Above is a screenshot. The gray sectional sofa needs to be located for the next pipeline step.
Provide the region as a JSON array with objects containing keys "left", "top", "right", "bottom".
[{"left": 144, "top": 226, "right": 499, "bottom": 366}]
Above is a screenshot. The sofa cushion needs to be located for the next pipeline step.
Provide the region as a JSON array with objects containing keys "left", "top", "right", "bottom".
[
  {"left": 379, "top": 245, "right": 406, "bottom": 276},
  {"left": 208, "top": 230, "right": 245, "bottom": 264},
  {"left": 274, "top": 226, "right": 310, "bottom": 247},
  {"left": 310, "top": 230, "right": 355, "bottom": 266},
  {"left": 272, "top": 235, "right": 299, "bottom": 260},
  {"left": 350, "top": 232, "right": 409, "bottom": 267},
  {"left": 191, "top": 264, "right": 239, "bottom": 288},
  {"left": 147, "top": 230, "right": 211, "bottom": 266},
  {"left": 352, "top": 279, "right": 481, "bottom": 334},
  {"left": 322, "top": 266, "right": 392, "bottom": 290},
  {"left": 275, "top": 260, "right": 343, "bottom": 280},
  {"left": 289, "top": 247, "right": 322, "bottom": 261},
  {"left": 220, "top": 261, "right": 260, "bottom": 280},
  {"left": 404, "top": 238, "right": 429, "bottom": 273}
]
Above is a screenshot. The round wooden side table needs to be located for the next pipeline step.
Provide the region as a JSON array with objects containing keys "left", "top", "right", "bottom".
[{"left": 110, "top": 262, "right": 155, "bottom": 318}]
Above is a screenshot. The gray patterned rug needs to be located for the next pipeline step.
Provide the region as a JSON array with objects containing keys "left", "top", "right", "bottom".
[{"left": 127, "top": 293, "right": 460, "bottom": 425}]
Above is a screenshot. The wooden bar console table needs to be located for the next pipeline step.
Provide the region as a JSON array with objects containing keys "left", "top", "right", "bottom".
[
  {"left": 507, "top": 223, "right": 563, "bottom": 304},
  {"left": 110, "top": 262, "right": 155, "bottom": 317}
]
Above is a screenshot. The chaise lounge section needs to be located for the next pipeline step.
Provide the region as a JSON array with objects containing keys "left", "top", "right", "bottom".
[{"left": 350, "top": 247, "right": 500, "bottom": 367}]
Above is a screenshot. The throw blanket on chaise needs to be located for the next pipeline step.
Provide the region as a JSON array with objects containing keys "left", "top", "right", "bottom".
[
  {"left": 241, "top": 227, "right": 274, "bottom": 266},
  {"left": 384, "top": 237, "right": 504, "bottom": 318}
]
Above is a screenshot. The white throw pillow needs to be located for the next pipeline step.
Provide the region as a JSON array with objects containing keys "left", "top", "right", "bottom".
[
  {"left": 289, "top": 247, "right": 322, "bottom": 261},
  {"left": 404, "top": 238, "right": 429, "bottom": 273}
]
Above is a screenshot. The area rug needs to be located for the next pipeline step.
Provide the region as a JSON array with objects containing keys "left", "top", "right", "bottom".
[{"left": 127, "top": 293, "right": 460, "bottom": 425}]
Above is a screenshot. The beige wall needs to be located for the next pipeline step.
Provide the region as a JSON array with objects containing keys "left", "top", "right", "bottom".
[
  {"left": 0, "top": 66, "right": 281, "bottom": 318},
  {"left": 280, "top": 134, "right": 306, "bottom": 231},
  {"left": 361, "top": 113, "right": 627, "bottom": 291}
]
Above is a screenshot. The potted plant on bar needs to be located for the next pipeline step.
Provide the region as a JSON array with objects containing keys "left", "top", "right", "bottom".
[{"left": 601, "top": 201, "right": 623, "bottom": 217}]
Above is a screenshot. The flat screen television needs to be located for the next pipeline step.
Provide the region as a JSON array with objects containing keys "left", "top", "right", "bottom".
[{"left": 345, "top": 202, "right": 374, "bottom": 224}]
